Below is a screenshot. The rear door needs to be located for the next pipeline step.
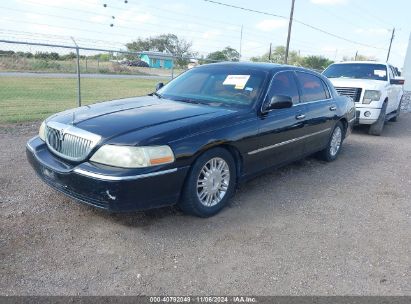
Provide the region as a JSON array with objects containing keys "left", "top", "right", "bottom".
[
  {"left": 386, "top": 66, "right": 397, "bottom": 113},
  {"left": 295, "top": 71, "right": 335, "bottom": 154},
  {"left": 388, "top": 65, "right": 403, "bottom": 111},
  {"left": 248, "top": 71, "right": 307, "bottom": 173}
]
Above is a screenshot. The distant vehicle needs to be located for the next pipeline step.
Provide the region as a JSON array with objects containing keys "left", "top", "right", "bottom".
[
  {"left": 187, "top": 59, "right": 199, "bottom": 69},
  {"left": 126, "top": 60, "right": 149, "bottom": 68},
  {"left": 323, "top": 61, "right": 404, "bottom": 135},
  {"left": 27, "top": 63, "right": 354, "bottom": 217}
]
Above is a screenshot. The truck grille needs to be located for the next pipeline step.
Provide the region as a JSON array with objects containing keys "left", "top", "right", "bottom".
[
  {"left": 45, "top": 121, "right": 101, "bottom": 162},
  {"left": 335, "top": 87, "right": 362, "bottom": 102}
]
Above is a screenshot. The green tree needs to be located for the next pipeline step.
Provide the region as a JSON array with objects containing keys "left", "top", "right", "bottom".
[
  {"left": 250, "top": 46, "right": 300, "bottom": 65},
  {"left": 206, "top": 46, "right": 240, "bottom": 62},
  {"left": 126, "top": 34, "right": 195, "bottom": 67},
  {"left": 60, "top": 52, "right": 77, "bottom": 60},
  {"left": 300, "top": 55, "right": 334, "bottom": 71}
]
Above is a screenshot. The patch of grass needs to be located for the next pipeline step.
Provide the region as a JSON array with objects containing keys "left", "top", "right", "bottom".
[
  {"left": 0, "top": 77, "right": 159, "bottom": 123},
  {"left": 0, "top": 56, "right": 179, "bottom": 76}
]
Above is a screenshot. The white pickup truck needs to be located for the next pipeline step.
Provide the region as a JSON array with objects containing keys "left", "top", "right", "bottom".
[{"left": 323, "top": 61, "right": 404, "bottom": 135}]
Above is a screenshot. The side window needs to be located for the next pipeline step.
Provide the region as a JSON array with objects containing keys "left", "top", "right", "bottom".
[
  {"left": 322, "top": 80, "right": 331, "bottom": 99},
  {"left": 388, "top": 66, "right": 394, "bottom": 80},
  {"left": 389, "top": 66, "right": 397, "bottom": 78},
  {"left": 296, "top": 72, "right": 328, "bottom": 102},
  {"left": 267, "top": 71, "right": 300, "bottom": 104}
]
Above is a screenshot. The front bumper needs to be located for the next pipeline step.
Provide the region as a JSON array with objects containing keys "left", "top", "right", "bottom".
[
  {"left": 26, "top": 136, "right": 189, "bottom": 212},
  {"left": 355, "top": 107, "right": 381, "bottom": 125}
]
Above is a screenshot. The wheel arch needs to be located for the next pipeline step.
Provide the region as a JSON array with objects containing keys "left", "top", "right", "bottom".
[
  {"left": 186, "top": 143, "right": 244, "bottom": 184},
  {"left": 219, "top": 143, "right": 244, "bottom": 181},
  {"left": 338, "top": 117, "right": 348, "bottom": 139}
]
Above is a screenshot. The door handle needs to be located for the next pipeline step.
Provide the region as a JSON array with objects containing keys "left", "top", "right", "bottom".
[
  {"left": 329, "top": 106, "right": 337, "bottom": 111},
  {"left": 295, "top": 114, "right": 306, "bottom": 120}
]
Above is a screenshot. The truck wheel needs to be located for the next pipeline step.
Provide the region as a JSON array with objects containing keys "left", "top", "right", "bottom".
[
  {"left": 368, "top": 102, "right": 387, "bottom": 136},
  {"left": 389, "top": 99, "right": 402, "bottom": 122},
  {"left": 178, "top": 148, "right": 237, "bottom": 217},
  {"left": 319, "top": 121, "right": 344, "bottom": 162}
]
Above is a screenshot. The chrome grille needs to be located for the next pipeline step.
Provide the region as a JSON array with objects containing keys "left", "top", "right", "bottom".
[
  {"left": 334, "top": 87, "right": 362, "bottom": 102},
  {"left": 45, "top": 121, "right": 101, "bottom": 161}
]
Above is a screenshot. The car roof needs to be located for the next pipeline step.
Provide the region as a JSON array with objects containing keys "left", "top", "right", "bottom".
[
  {"left": 333, "top": 61, "right": 388, "bottom": 66},
  {"left": 197, "top": 61, "right": 315, "bottom": 73}
]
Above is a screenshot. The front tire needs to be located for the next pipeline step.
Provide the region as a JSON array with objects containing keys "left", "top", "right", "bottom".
[
  {"left": 178, "top": 148, "right": 237, "bottom": 217},
  {"left": 319, "top": 122, "right": 344, "bottom": 162},
  {"left": 369, "top": 102, "right": 387, "bottom": 136}
]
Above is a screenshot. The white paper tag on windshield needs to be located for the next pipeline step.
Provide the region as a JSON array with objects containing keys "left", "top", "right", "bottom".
[
  {"left": 374, "top": 70, "right": 386, "bottom": 77},
  {"left": 223, "top": 75, "right": 250, "bottom": 89}
]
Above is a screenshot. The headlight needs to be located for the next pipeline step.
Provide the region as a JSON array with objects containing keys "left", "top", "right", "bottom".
[
  {"left": 39, "top": 121, "right": 46, "bottom": 141},
  {"left": 363, "top": 90, "right": 381, "bottom": 104},
  {"left": 90, "top": 145, "right": 175, "bottom": 168}
]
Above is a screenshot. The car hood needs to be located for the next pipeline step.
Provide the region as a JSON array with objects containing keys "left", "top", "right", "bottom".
[
  {"left": 329, "top": 78, "right": 388, "bottom": 90},
  {"left": 49, "top": 96, "right": 236, "bottom": 142}
]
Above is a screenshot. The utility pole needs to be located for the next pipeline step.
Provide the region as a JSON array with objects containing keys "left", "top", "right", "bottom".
[
  {"left": 285, "top": 0, "right": 295, "bottom": 64},
  {"left": 239, "top": 24, "right": 243, "bottom": 61},
  {"left": 386, "top": 27, "right": 395, "bottom": 62},
  {"left": 354, "top": 50, "right": 358, "bottom": 61},
  {"left": 268, "top": 43, "right": 272, "bottom": 61}
]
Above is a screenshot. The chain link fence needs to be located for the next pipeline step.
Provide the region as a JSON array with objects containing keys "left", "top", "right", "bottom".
[
  {"left": 1, "top": 39, "right": 410, "bottom": 123},
  {"left": 0, "top": 39, "right": 189, "bottom": 123}
]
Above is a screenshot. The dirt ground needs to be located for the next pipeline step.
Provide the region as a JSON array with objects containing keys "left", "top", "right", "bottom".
[{"left": 1, "top": 115, "right": 410, "bottom": 296}]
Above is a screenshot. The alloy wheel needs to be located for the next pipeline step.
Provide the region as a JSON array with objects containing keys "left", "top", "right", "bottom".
[
  {"left": 196, "top": 157, "right": 230, "bottom": 207},
  {"left": 330, "top": 127, "right": 342, "bottom": 157}
]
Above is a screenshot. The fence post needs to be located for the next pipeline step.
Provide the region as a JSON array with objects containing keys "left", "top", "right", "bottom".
[
  {"left": 71, "top": 37, "right": 81, "bottom": 107},
  {"left": 171, "top": 58, "right": 174, "bottom": 80}
]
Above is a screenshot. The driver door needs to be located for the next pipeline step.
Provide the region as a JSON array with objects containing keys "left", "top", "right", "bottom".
[{"left": 250, "top": 71, "right": 307, "bottom": 172}]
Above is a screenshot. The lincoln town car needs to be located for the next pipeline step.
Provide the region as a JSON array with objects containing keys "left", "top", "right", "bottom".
[{"left": 26, "top": 63, "right": 355, "bottom": 217}]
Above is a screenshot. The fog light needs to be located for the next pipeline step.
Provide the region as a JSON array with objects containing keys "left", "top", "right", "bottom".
[{"left": 364, "top": 111, "right": 371, "bottom": 117}]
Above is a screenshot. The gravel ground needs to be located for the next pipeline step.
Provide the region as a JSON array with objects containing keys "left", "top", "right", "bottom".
[{"left": 1, "top": 115, "right": 410, "bottom": 296}]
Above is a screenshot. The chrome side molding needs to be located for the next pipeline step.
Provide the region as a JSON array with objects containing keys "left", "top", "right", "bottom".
[{"left": 248, "top": 128, "right": 331, "bottom": 155}]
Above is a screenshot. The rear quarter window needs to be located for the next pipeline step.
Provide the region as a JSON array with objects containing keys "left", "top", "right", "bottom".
[{"left": 296, "top": 72, "right": 328, "bottom": 102}]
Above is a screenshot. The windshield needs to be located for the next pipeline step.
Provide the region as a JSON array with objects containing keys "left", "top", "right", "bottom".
[
  {"left": 323, "top": 63, "right": 387, "bottom": 81},
  {"left": 157, "top": 66, "right": 268, "bottom": 107}
]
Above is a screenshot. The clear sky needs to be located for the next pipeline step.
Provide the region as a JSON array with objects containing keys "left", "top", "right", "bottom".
[{"left": 1, "top": 0, "right": 410, "bottom": 67}]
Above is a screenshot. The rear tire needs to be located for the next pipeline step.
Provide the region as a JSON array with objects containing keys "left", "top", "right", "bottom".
[
  {"left": 368, "top": 102, "right": 387, "bottom": 136},
  {"left": 178, "top": 148, "right": 237, "bottom": 217},
  {"left": 319, "top": 122, "right": 344, "bottom": 162}
]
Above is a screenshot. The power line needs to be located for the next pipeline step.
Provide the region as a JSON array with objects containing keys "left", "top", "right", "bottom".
[
  {"left": 0, "top": 7, "right": 251, "bottom": 50},
  {"left": 17, "top": 0, "right": 276, "bottom": 45},
  {"left": 0, "top": 4, "right": 272, "bottom": 51},
  {"left": 14, "top": 0, "right": 327, "bottom": 53},
  {"left": 2, "top": 0, "right": 375, "bottom": 61},
  {"left": 349, "top": 2, "right": 394, "bottom": 28},
  {"left": 202, "top": 0, "right": 387, "bottom": 51}
]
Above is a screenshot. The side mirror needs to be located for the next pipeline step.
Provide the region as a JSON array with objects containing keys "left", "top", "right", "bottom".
[
  {"left": 390, "top": 78, "right": 405, "bottom": 85},
  {"left": 155, "top": 82, "right": 164, "bottom": 91},
  {"left": 266, "top": 95, "right": 293, "bottom": 111}
]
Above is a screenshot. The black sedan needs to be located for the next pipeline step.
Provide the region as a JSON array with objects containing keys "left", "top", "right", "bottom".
[{"left": 26, "top": 63, "right": 355, "bottom": 217}]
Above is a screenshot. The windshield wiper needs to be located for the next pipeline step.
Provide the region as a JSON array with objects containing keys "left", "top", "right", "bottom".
[
  {"left": 148, "top": 92, "right": 162, "bottom": 99},
  {"left": 173, "top": 98, "right": 202, "bottom": 105}
]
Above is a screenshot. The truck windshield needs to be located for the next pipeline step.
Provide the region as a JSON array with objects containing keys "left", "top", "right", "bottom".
[
  {"left": 157, "top": 66, "right": 267, "bottom": 107},
  {"left": 323, "top": 63, "right": 388, "bottom": 81}
]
